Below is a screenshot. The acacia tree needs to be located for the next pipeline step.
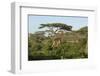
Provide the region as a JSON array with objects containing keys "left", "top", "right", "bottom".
[{"left": 39, "top": 23, "right": 72, "bottom": 48}]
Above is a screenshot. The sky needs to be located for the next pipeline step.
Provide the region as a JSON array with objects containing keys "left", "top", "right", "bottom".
[{"left": 28, "top": 15, "right": 88, "bottom": 33}]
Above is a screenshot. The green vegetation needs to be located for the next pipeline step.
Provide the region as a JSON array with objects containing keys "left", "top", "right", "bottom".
[{"left": 28, "top": 23, "right": 88, "bottom": 60}]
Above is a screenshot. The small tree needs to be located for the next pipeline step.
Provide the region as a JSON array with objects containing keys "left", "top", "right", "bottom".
[{"left": 39, "top": 23, "right": 72, "bottom": 48}]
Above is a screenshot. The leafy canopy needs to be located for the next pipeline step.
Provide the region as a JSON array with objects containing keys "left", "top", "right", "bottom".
[{"left": 39, "top": 23, "right": 72, "bottom": 31}]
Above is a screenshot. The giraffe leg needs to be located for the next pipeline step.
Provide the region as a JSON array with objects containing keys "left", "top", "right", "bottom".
[
  {"left": 56, "top": 40, "right": 60, "bottom": 47},
  {"left": 52, "top": 41, "right": 55, "bottom": 48}
]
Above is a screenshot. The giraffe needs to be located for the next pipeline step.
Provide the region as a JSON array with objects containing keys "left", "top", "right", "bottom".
[{"left": 52, "top": 31, "right": 64, "bottom": 48}]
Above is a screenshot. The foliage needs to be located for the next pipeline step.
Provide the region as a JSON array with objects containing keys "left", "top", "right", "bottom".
[{"left": 28, "top": 23, "right": 88, "bottom": 60}]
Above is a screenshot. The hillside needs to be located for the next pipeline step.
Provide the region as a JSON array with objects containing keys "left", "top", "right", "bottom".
[{"left": 28, "top": 26, "right": 88, "bottom": 60}]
